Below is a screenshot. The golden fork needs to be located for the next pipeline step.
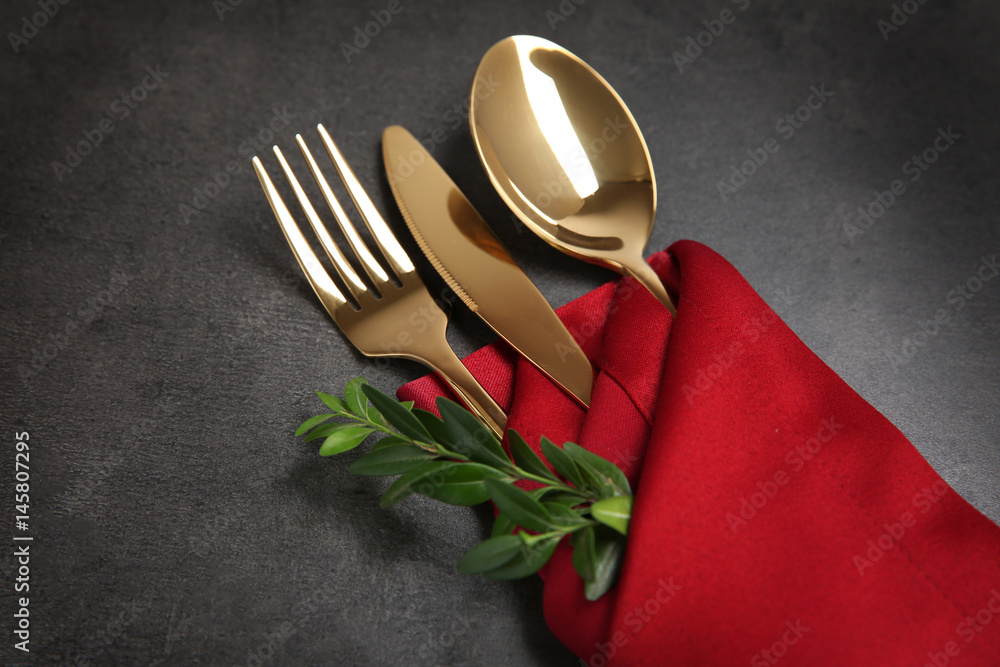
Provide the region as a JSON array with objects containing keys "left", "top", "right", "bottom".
[{"left": 252, "top": 124, "right": 507, "bottom": 438}]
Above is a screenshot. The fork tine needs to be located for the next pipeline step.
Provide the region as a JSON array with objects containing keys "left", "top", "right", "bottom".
[
  {"left": 295, "top": 134, "right": 390, "bottom": 288},
  {"left": 272, "top": 145, "right": 368, "bottom": 298},
  {"left": 252, "top": 156, "right": 348, "bottom": 312},
  {"left": 316, "top": 124, "right": 414, "bottom": 278},
  {"left": 256, "top": 139, "right": 507, "bottom": 440}
]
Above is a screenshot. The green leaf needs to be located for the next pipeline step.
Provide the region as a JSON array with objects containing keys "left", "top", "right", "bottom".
[
  {"left": 456, "top": 534, "right": 522, "bottom": 574},
  {"left": 316, "top": 391, "right": 348, "bottom": 413},
  {"left": 380, "top": 460, "right": 450, "bottom": 507},
  {"left": 544, "top": 501, "right": 590, "bottom": 529},
  {"left": 590, "top": 495, "right": 633, "bottom": 535},
  {"left": 585, "top": 527, "right": 626, "bottom": 601},
  {"left": 508, "top": 430, "right": 557, "bottom": 481},
  {"left": 349, "top": 442, "right": 437, "bottom": 476},
  {"left": 540, "top": 437, "right": 585, "bottom": 489},
  {"left": 491, "top": 512, "right": 516, "bottom": 537},
  {"left": 437, "top": 398, "right": 511, "bottom": 470},
  {"left": 562, "top": 443, "right": 631, "bottom": 497},
  {"left": 565, "top": 457, "right": 604, "bottom": 497},
  {"left": 362, "top": 384, "right": 432, "bottom": 443},
  {"left": 380, "top": 461, "right": 508, "bottom": 507},
  {"left": 484, "top": 478, "right": 556, "bottom": 533},
  {"left": 304, "top": 421, "right": 360, "bottom": 442},
  {"left": 413, "top": 409, "right": 453, "bottom": 448},
  {"left": 421, "top": 464, "right": 510, "bottom": 506},
  {"left": 319, "top": 426, "right": 373, "bottom": 456},
  {"left": 303, "top": 377, "right": 630, "bottom": 596},
  {"left": 370, "top": 435, "right": 413, "bottom": 451},
  {"left": 368, "top": 400, "right": 411, "bottom": 430},
  {"left": 344, "top": 377, "right": 369, "bottom": 417},
  {"left": 295, "top": 413, "right": 333, "bottom": 437},
  {"left": 532, "top": 488, "right": 588, "bottom": 506},
  {"left": 366, "top": 407, "right": 387, "bottom": 429},
  {"left": 482, "top": 534, "right": 560, "bottom": 580},
  {"left": 571, "top": 525, "right": 598, "bottom": 583}
]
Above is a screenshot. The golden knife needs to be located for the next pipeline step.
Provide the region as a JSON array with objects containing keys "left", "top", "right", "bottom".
[{"left": 382, "top": 125, "right": 593, "bottom": 407}]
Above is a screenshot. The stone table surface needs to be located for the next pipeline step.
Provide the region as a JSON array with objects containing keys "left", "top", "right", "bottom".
[{"left": 1, "top": 0, "right": 998, "bottom": 664}]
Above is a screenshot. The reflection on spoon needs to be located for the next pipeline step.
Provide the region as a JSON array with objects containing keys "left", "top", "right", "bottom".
[{"left": 470, "top": 35, "right": 677, "bottom": 315}]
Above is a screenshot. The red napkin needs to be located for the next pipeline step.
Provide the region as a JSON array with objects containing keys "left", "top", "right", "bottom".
[{"left": 398, "top": 240, "right": 1000, "bottom": 666}]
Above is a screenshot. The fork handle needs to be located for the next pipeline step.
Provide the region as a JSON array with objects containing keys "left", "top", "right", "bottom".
[{"left": 423, "top": 350, "right": 507, "bottom": 440}]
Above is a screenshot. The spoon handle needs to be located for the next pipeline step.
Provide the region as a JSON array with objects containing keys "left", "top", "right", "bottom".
[{"left": 624, "top": 259, "right": 677, "bottom": 316}]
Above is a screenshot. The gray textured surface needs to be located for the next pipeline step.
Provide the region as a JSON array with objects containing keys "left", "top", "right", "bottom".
[{"left": 1, "top": 0, "right": 998, "bottom": 665}]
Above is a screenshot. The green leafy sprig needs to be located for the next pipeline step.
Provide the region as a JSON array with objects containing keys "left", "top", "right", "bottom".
[{"left": 297, "top": 377, "right": 633, "bottom": 600}]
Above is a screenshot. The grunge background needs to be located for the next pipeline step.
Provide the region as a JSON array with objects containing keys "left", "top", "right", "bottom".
[{"left": 2, "top": 0, "right": 998, "bottom": 664}]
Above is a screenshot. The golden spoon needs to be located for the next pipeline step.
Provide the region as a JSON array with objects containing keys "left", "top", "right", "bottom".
[{"left": 469, "top": 35, "right": 676, "bottom": 315}]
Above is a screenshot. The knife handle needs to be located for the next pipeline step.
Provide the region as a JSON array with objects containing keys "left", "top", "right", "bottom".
[{"left": 421, "top": 346, "right": 507, "bottom": 441}]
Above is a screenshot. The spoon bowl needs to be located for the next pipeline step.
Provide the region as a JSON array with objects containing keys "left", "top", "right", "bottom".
[{"left": 469, "top": 35, "right": 676, "bottom": 315}]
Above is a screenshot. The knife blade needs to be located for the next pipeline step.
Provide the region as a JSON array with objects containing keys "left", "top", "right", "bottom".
[{"left": 382, "top": 125, "right": 593, "bottom": 407}]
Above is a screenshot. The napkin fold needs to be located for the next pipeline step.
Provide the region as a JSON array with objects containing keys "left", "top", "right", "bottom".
[{"left": 398, "top": 240, "right": 1000, "bottom": 666}]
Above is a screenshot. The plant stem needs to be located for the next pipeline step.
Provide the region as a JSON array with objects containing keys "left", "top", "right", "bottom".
[
  {"left": 339, "top": 402, "right": 595, "bottom": 503},
  {"left": 511, "top": 466, "right": 592, "bottom": 498}
]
